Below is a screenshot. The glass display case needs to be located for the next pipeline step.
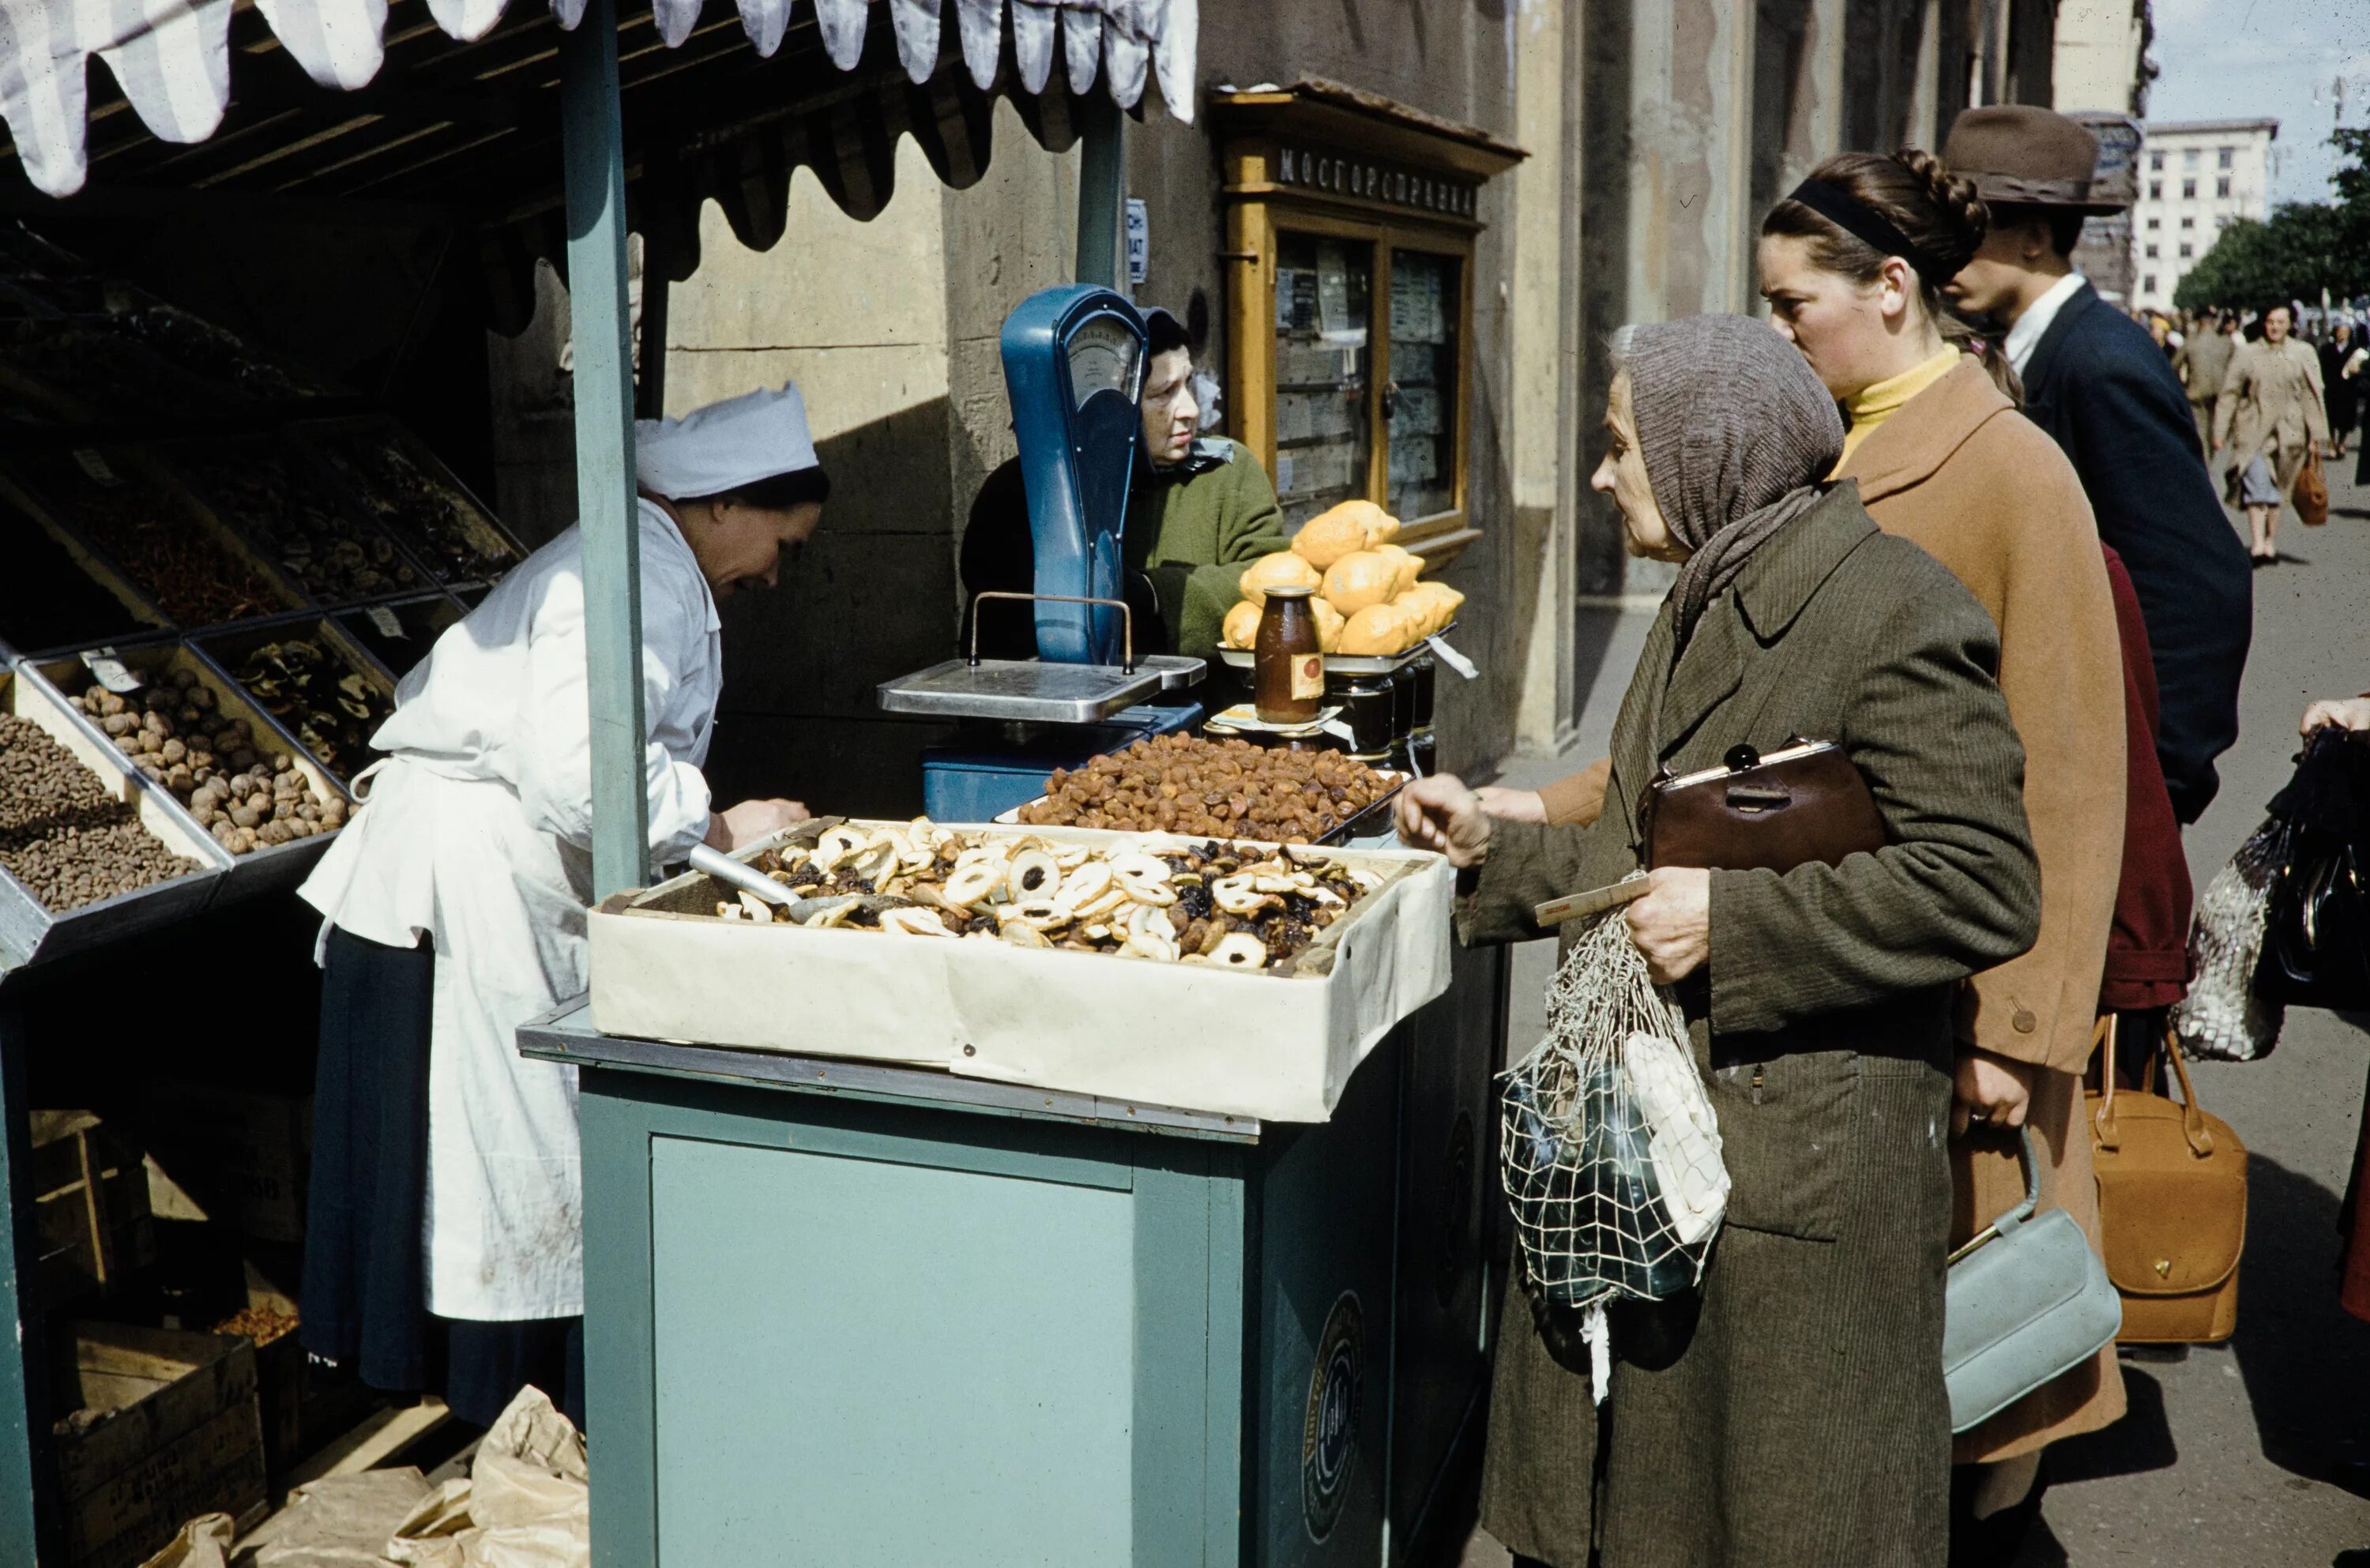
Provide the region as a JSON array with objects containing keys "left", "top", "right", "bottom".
[
  {"left": 1213, "top": 84, "right": 1521, "bottom": 571},
  {"left": 1271, "top": 235, "right": 1374, "bottom": 528}
]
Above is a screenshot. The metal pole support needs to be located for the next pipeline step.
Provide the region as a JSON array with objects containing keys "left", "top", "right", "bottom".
[
  {"left": 0, "top": 995, "right": 55, "bottom": 1560},
  {"left": 1075, "top": 93, "right": 1126, "bottom": 295},
  {"left": 560, "top": 0, "right": 653, "bottom": 901}
]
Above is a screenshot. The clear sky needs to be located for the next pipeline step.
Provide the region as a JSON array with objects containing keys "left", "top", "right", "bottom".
[{"left": 2147, "top": 0, "right": 2370, "bottom": 205}]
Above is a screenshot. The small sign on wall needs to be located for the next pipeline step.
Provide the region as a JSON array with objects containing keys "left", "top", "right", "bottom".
[{"left": 1125, "top": 198, "right": 1149, "bottom": 286}]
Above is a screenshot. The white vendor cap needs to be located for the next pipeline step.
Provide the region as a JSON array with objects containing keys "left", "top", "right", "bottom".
[{"left": 634, "top": 381, "right": 818, "bottom": 501}]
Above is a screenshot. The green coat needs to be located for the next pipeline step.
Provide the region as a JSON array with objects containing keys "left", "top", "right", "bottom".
[
  {"left": 1466, "top": 485, "right": 2041, "bottom": 1568},
  {"left": 1126, "top": 437, "right": 1288, "bottom": 660}
]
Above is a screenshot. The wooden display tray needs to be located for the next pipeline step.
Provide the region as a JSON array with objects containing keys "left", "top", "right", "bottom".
[
  {"left": 294, "top": 416, "right": 525, "bottom": 588},
  {"left": 24, "top": 643, "right": 349, "bottom": 905},
  {"left": 150, "top": 431, "right": 442, "bottom": 612},
  {"left": 0, "top": 446, "right": 313, "bottom": 633},
  {"left": 589, "top": 818, "right": 1455, "bottom": 1123},
  {"left": 0, "top": 666, "right": 230, "bottom": 975},
  {"left": 194, "top": 617, "right": 397, "bottom": 793}
]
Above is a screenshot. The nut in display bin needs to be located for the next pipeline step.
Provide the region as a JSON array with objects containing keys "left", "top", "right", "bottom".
[
  {"left": 27, "top": 644, "right": 353, "bottom": 906},
  {"left": 0, "top": 665, "right": 228, "bottom": 974},
  {"left": 194, "top": 619, "right": 397, "bottom": 793}
]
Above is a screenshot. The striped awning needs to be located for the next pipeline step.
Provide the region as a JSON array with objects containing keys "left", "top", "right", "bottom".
[{"left": 0, "top": 0, "right": 1195, "bottom": 199}]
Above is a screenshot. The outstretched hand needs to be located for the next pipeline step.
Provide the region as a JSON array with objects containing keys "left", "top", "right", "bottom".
[{"left": 1395, "top": 774, "right": 1493, "bottom": 868}]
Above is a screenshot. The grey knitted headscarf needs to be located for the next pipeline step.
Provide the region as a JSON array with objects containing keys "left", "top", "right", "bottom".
[{"left": 1625, "top": 314, "right": 1845, "bottom": 649}]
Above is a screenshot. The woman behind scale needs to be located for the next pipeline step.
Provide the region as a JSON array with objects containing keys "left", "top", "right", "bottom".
[{"left": 296, "top": 384, "right": 826, "bottom": 1428}]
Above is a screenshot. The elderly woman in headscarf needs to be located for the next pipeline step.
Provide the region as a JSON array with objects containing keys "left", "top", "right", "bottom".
[
  {"left": 296, "top": 383, "right": 829, "bottom": 1431},
  {"left": 1398, "top": 316, "right": 2041, "bottom": 1567}
]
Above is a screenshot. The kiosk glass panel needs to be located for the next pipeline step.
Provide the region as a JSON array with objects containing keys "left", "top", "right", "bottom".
[
  {"left": 1272, "top": 233, "right": 1374, "bottom": 528},
  {"left": 1387, "top": 250, "right": 1459, "bottom": 521}
]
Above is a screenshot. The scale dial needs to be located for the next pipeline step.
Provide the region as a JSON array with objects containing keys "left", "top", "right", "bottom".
[{"left": 1065, "top": 315, "right": 1142, "bottom": 410}]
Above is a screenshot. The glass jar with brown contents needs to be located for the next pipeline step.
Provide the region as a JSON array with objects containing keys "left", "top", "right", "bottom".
[{"left": 1253, "top": 585, "right": 1325, "bottom": 724}]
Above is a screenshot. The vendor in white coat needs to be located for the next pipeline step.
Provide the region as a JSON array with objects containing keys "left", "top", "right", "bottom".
[{"left": 295, "top": 384, "right": 823, "bottom": 1429}]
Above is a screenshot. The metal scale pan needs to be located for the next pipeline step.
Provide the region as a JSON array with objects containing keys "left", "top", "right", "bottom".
[{"left": 878, "top": 591, "right": 1203, "bottom": 725}]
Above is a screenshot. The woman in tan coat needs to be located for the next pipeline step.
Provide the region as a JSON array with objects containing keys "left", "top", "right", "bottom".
[
  {"left": 1763, "top": 150, "right": 2128, "bottom": 1553},
  {"left": 2214, "top": 302, "right": 2328, "bottom": 562}
]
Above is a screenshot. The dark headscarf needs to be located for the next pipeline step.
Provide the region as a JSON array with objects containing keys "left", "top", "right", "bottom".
[{"left": 1625, "top": 314, "right": 1845, "bottom": 648}]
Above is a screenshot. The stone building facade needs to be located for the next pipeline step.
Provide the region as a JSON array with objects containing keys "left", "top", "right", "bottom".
[{"left": 487, "top": 0, "right": 2075, "bottom": 805}]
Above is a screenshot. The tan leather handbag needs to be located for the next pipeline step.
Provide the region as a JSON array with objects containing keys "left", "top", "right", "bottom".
[
  {"left": 2086, "top": 1017, "right": 2248, "bottom": 1344},
  {"left": 2297, "top": 446, "right": 2330, "bottom": 528}
]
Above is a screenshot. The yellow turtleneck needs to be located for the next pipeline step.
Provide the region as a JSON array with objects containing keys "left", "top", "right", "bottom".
[{"left": 1833, "top": 347, "right": 1962, "bottom": 472}]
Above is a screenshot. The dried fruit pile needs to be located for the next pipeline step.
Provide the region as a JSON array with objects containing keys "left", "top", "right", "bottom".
[
  {"left": 220, "top": 638, "right": 390, "bottom": 781},
  {"left": 319, "top": 434, "right": 514, "bottom": 584},
  {"left": 70, "top": 671, "right": 347, "bottom": 855},
  {"left": 22, "top": 454, "right": 285, "bottom": 627},
  {"left": 179, "top": 446, "right": 422, "bottom": 606},
  {"left": 1017, "top": 733, "right": 1394, "bottom": 842},
  {"left": 0, "top": 713, "right": 200, "bottom": 910},
  {"left": 210, "top": 1305, "right": 299, "bottom": 1346},
  {"left": 718, "top": 822, "right": 1385, "bottom": 972}
]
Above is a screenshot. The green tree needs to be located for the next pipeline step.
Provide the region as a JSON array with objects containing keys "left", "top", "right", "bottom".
[{"left": 2173, "top": 127, "right": 2370, "bottom": 311}]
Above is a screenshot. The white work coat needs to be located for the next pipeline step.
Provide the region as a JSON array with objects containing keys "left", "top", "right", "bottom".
[{"left": 301, "top": 498, "right": 720, "bottom": 1321}]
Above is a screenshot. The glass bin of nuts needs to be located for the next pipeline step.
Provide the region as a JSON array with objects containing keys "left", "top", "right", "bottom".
[
  {"left": 0, "top": 666, "right": 228, "bottom": 970},
  {"left": 30, "top": 645, "right": 353, "bottom": 901},
  {"left": 160, "top": 435, "right": 431, "bottom": 610},
  {"left": 195, "top": 621, "right": 397, "bottom": 793}
]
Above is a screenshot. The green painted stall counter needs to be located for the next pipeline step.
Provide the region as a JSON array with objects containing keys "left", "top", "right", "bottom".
[{"left": 521, "top": 942, "right": 1507, "bottom": 1568}]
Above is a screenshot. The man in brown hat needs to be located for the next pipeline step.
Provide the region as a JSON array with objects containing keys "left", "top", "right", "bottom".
[{"left": 1943, "top": 104, "right": 2252, "bottom": 828}]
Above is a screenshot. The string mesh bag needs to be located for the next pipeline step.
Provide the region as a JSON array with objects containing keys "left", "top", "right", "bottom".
[
  {"left": 2172, "top": 816, "right": 2289, "bottom": 1062},
  {"left": 1499, "top": 903, "right": 1729, "bottom": 1400}
]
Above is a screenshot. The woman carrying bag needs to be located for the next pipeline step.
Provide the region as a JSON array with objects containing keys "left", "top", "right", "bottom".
[
  {"left": 1400, "top": 315, "right": 2041, "bottom": 1568},
  {"left": 2214, "top": 303, "right": 2328, "bottom": 565},
  {"left": 1756, "top": 150, "right": 2132, "bottom": 1554}
]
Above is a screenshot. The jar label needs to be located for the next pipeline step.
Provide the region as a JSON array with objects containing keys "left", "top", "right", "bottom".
[{"left": 1292, "top": 653, "right": 1326, "bottom": 700}]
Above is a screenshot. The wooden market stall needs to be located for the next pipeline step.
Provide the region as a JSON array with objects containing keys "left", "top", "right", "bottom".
[{"left": 0, "top": 2, "right": 1187, "bottom": 1559}]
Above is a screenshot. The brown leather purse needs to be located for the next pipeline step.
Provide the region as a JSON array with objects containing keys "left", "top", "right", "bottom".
[
  {"left": 1646, "top": 739, "right": 1887, "bottom": 872},
  {"left": 2297, "top": 447, "right": 2330, "bottom": 528},
  {"left": 2086, "top": 1017, "right": 2248, "bottom": 1344}
]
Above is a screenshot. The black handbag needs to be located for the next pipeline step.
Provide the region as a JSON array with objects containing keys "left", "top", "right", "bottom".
[{"left": 2253, "top": 728, "right": 2370, "bottom": 1011}]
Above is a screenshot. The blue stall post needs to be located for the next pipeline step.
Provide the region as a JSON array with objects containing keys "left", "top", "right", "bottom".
[
  {"left": 0, "top": 996, "right": 53, "bottom": 1560},
  {"left": 559, "top": 0, "right": 651, "bottom": 905}
]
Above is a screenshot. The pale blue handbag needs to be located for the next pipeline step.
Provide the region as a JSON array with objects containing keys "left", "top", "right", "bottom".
[{"left": 1942, "top": 1126, "right": 2123, "bottom": 1434}]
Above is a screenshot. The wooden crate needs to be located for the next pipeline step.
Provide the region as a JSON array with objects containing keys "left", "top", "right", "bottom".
[
  {"left": 28, "top": 1111, "right": 156, "bottom": 1309},
  {"left": 51, "top": 1323, "right": 265, "bottom": 1568}
]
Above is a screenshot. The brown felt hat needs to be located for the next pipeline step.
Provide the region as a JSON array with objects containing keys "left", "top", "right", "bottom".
[{"left": 1942, "top": 105, "right": 2126, "bottom": 213}]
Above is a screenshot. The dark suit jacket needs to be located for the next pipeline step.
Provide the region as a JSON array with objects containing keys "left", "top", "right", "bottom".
[{"left": 2020, "top": 280, "right": 2252, "bottom": 822}]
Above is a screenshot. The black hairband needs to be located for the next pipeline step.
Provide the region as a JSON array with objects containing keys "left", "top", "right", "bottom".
[{"left": 1785, "top": 178, "right": 1957, "bottom": 290}]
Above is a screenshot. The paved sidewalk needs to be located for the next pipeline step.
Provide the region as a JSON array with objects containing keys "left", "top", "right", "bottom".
[{"left": 1457, "top": 457, "right": 2370, "bottom": 1568}]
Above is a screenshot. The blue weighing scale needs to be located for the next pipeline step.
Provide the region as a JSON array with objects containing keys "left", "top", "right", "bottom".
[{"left": 878, "top": 285, "right": 1207, "bottom": 821}]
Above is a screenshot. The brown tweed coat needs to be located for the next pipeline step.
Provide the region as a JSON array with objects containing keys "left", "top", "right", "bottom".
[
  {"left": 1467, "top": 487, "right": 2041, "bottom": 1567},
  {"left": 1839, "top": 356, "right": 2128, "bottom": 1461}
]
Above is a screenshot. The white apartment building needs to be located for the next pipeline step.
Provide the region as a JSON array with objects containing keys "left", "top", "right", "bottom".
[{"left": 2130, "top": 118, "right": 2278, "bottom": 313}]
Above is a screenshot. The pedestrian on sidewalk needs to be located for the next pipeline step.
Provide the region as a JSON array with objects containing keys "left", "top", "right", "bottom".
[
  {"left": 2173, "top": 309, "right": 2238, "bottom": 457},
  {"left": 1755, "top": 149, "right": 2130, "bottom": 1560},
  {"left": 1400, "top": 313, "right": 2041, "bottom": 1568},
  {"left": 2214, "top": 302, "right": 2327, "bottom": 565},
  {"left": 1940, "top": 104, "right": 2252, "bottom": 825},
  {"left": 2322, "top": 319, "right": 2358, "bottom": 460}
]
